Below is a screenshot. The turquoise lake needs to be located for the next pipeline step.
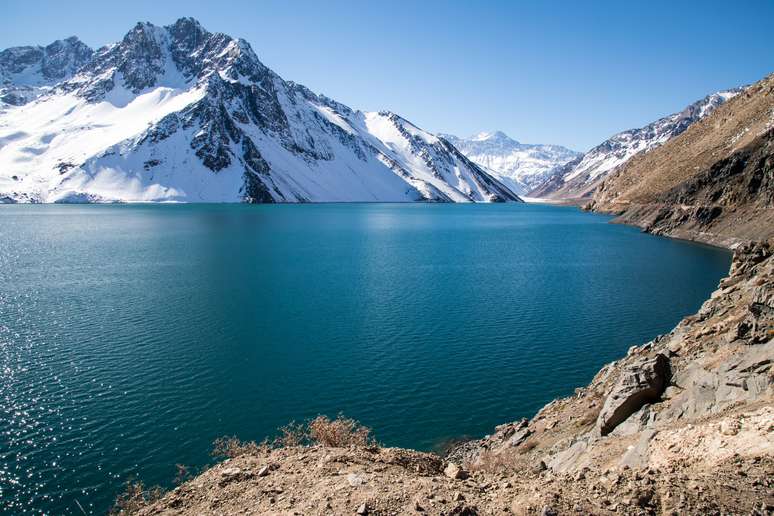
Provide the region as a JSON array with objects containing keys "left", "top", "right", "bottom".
[{"left": 0, "top": 203, "right": 731, "bottom": 514}]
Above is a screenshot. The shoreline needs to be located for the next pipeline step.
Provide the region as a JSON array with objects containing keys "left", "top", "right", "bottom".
[{"left": 130, "top": 216, "right": 772, "bottom": 514}]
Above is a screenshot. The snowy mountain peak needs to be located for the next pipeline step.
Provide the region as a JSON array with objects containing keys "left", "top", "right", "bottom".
[
  {"left": 676, "top": 90, "right": 741, "bottom": 123},
  {"left": 167, "top": 16, "right": 208, "bottom": 42},
  {"left": 442, "top": 131, "right": 580, "bottom": 195},
  {"left": 0, "top": 36, "right": 93, "bottom": 106},
  {"left": 0, "top": 18, "right": 520, "bottom": 204},
  {"left": 0, "top": 36, "right": 92, "bottom": 85},
  {"left": 63, "top": 18, "right": 275, "bottom": 101},
  {"left": 471, "top": 130, "right": 512, "bottom": 143}
]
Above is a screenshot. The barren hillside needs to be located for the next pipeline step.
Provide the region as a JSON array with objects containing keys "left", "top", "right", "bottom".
[{"left": 589, "top": 73, "right": 774, "bottom": 247}]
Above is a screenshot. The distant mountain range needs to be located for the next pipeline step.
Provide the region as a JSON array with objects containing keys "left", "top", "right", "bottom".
[
  {"left": 440, "top": 131, "right": 580, "bottom": 195},
  {"left": 0, "top": 17, "right": 757, "bottom": 208},
  {"left": 441, "top": 88, "right": 741, "bottom": 200},
  {"left": 0, "top": 18, "right": 520, "bottom": 203}
]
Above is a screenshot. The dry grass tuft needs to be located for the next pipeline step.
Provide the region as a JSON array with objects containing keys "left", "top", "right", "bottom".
[
  {"left": 276, "top": 414, "right": 377, "bottom": 448},
  {"left": 108, "top": 480, "right": 164, "bottom": 516},
  {"left": 307, "top": 414, "right": 376, "bottom": 447},
  {"left": 576, "top": 407, "right": 601, "bottom": 429},
  {"left": 517, "top": 438, "right": 539, "bottom": 455},
  {"left": 173, "top": 464, "right": 191, "bottom": 485},
  {"left": 212, "top": 414, "right": 376, "bottom": 456},
  {"left": 468, "top": 449, "right": 513, "bottom": 474},
  {"left": 276, "top": 421, "right": 307, "bottom": 447},
  {"left": 211, "top": 436, "right": 269, "bottom": 459}
]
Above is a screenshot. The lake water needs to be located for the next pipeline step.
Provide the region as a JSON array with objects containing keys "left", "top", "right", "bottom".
[{"left": 0, "top": 203, "right": 730, "bottom": 514}]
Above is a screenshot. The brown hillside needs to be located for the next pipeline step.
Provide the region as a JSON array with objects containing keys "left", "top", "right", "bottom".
[
  {"left": 594, "top": 73, "right": 774, "bottom": 206},
  {"left": 590, "top": 73, "right": 774, "bottom": 247}
]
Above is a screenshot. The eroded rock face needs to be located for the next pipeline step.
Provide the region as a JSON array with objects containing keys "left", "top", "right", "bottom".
[
  {"left": 661, "top": 341, "right": 773, "bottom": 422},
  {"left": 596, "top": 353, "right": 670, "bottom": 436}
]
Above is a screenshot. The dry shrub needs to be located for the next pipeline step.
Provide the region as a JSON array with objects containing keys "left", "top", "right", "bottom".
[
  {"left": 211, "top": 415, "right": 375, "bottom": 461},
  {"left": 276, "top": 421, "right": 307, "bottom": 447},
  {"left": 307, "top": 414, "right": 375, "bottom": 447},
  {"left": 109, "top": 480, "right": 164, "bottom": 515},
  {"left": 274, "top": 414, "right": 377, "bottom": 448},
  {"left": 576, "top": 407, "right": 601, "bottom": 428},
  {"left": 211, "top": 436, "right": 268, "bottom": 459},
  {"left": 173, "top": 464, "right": 190, "bottom": 485}
]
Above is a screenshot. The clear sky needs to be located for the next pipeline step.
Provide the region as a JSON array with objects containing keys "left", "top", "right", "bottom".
[{"left": 2, "top": 0, "right": 772, "bottom": 151}]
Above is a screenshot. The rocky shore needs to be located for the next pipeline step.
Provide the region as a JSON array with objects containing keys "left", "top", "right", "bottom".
[{"left": 131, "top": 239, "right": 772, "bottom": 515}]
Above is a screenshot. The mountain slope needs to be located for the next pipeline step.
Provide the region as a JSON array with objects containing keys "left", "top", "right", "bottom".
[
  {"left": 0, "top": 37, "right": 93, "bottom": 107},
  {"left": 588, "top": 73, "right": 774, "bottom": 247},
  {"left": 441, "top": 131, "right": 580, "bottom": 195},
  {"left": 0, "top": 18, "right": 519, "bottom": 204},
  {"left": 530, "top": 89, "right": 741, "bottom": 200}
]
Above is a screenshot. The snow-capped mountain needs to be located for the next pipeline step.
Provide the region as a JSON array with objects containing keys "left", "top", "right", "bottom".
[
  {"left": 441, "top": 131, "right": 580, "bottom": 195},
  {"left": 529, "top": 89, "right": 742, "bottom": 199},
  {"left": 0, "top": 18, "right": 519, "bottom": 203},
  {"left": 0, "top": 37, "right": 93, "bottom": 107}
]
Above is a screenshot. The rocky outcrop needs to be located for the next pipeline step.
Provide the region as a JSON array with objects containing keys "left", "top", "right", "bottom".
[
  {"left": 596, "top": 353, "right": 670, "bottom": 436},
  {"left": 595, "top": 128, "right": 774, "bottom": 248}
]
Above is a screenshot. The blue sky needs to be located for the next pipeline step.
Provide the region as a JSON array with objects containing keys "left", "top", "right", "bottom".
[{"left": 3, "top": 0, "right": 772, "bottom": 150}]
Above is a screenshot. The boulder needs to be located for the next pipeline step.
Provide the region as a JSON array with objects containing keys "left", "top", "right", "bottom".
[
  {"left": 444, "top": 462, "right": 469, "bottom": 480},
  {"left": 597, "top": 354, "right": 670, "bottom": 436}
]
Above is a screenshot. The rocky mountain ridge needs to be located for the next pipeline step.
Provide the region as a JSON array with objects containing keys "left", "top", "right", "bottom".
[
  {"left": 440, "top": 131, "right": 580, "bottom": 195},
  {"left": 530, "top": 89, "right": 741, "bottom": 200},
  {"left": 588, "top": 73, "right": 774, "bottom": 248},
  {"left": 0, "top": 36, "right": 92, "bottom": 107},
  {"left": 0, "top": 18, "right": 519, "bottom": 203}
]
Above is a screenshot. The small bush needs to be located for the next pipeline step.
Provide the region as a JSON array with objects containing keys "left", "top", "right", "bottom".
[
  {"left": 576, "top": 407, "right": 601, "bottom": 428},
  {"left": 517, "top": 438, "right": 539, "bottom": 454},
  {"left": 211, "top": 415, "right": 375, "bottom": 458},
  {"left": 273, "top": 414, "right": 377, "bottom": 448},
  {"left": 109, "top": 480, "right": 164, "bottom": 515},
  {"left": 276, "top": 421, "right": 307, "bottom": 447},
  {"left": 307, "top": 414, "right": 375, "bottom": 447},
  {"left": 468, "top": 449, "right": 511, "bottom": 474},
  {"left": 211, "top": 436, "right": 268, "bottom": 459},
  {"left": 173, "top": 464, "right": 190, "bottom": 485}
]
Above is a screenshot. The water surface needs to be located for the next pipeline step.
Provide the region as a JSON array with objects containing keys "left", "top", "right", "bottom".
[{"left": 0, "top": 203, "right": 730, "bottom": 514}]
